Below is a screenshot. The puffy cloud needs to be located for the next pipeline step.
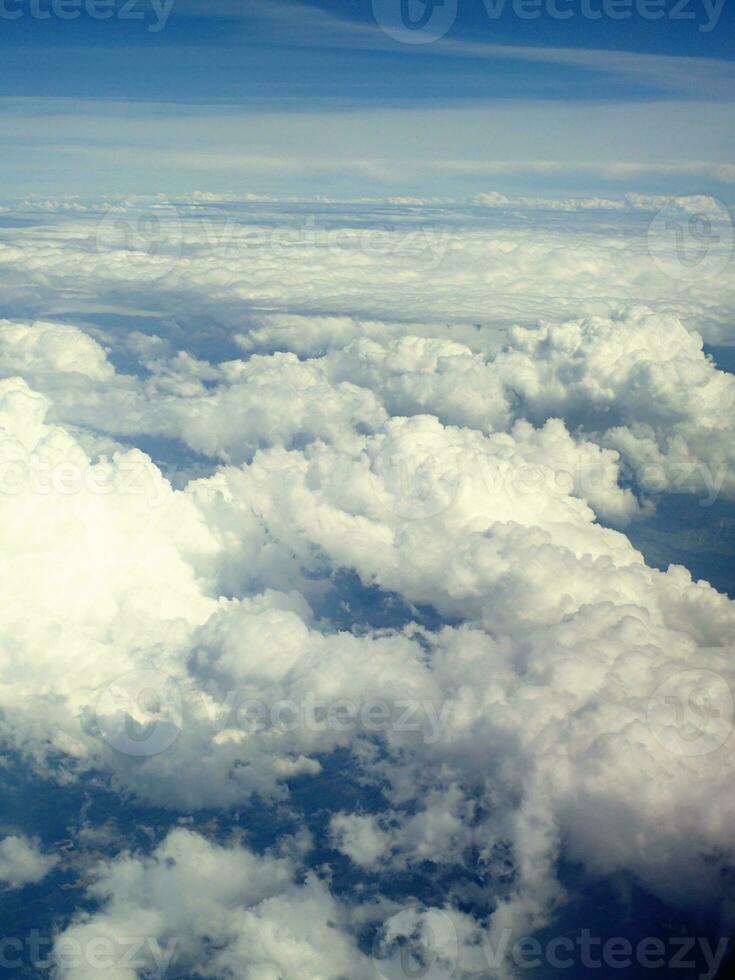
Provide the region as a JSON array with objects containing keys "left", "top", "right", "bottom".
[
  {"left": 0, "top": 319, "right": 114, "bottom": 381},
  {"left": 330, "top": 812, "right": 393, "bottom": 868},
  {"left": 0, "top": 834, "right": 57, "bottom": 888},
  {"left": 168, "top": 351, "right": 387, "bottom": 462},
  {"left": 0, "top": 376, "right": 219, "bottom": 772},
  {"left": 4, "top": 307, "right": 733, "bottom": 517},
  {"left": 1, "top": 195, "right": 733, "bottom": 349},
  {"left": 318, "top": 311, "right": 735, "bottom": 507},
  {"left": 52, "top": 829, "right": 369, "bottom": 980},
  {"left": 0, "top": 200, "right": 733, "bottom": 978},
  {"left": 91, "top": 591, "right": 446, "bottom": 809},
  {"left": 189, "top": 412, "right": 735, "bottom": 937},
  {"left": 491, "top": 308, "right": 735, "bottom": 502}
]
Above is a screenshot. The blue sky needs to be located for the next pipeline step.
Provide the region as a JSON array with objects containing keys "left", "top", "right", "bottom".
[{"left": 0, "top": 0, "right": 733, "bottom": 197}]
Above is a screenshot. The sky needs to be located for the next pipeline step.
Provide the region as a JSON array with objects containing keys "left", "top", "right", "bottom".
[
  {"left": 0, "top": 0, "right": 734, "bottom": 198},
  {"left": 1, "top": 5, "right": 735, "bottom": 979}
]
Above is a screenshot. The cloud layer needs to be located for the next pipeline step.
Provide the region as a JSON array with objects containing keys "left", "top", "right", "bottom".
[{"left": 0, "top": 196, "right": 732, "bottom": 978}]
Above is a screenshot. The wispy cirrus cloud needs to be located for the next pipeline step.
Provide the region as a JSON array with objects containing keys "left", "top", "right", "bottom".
[
  {"left": 168, "top": 0, "right": 735, "bottom": 98},
  {"left": 2, "top": 96, "right": 733, "bottom": 197}
]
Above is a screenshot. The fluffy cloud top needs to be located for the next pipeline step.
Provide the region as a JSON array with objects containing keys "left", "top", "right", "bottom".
[
  {"left": 53, "top": 829, "right": 368, "bottom": 980},
  {"left": 0, "top": 198, "right": 732, "bottom": 978},
  {"left": 0, "top": 835, "right": 57, "bottom": 888}
]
